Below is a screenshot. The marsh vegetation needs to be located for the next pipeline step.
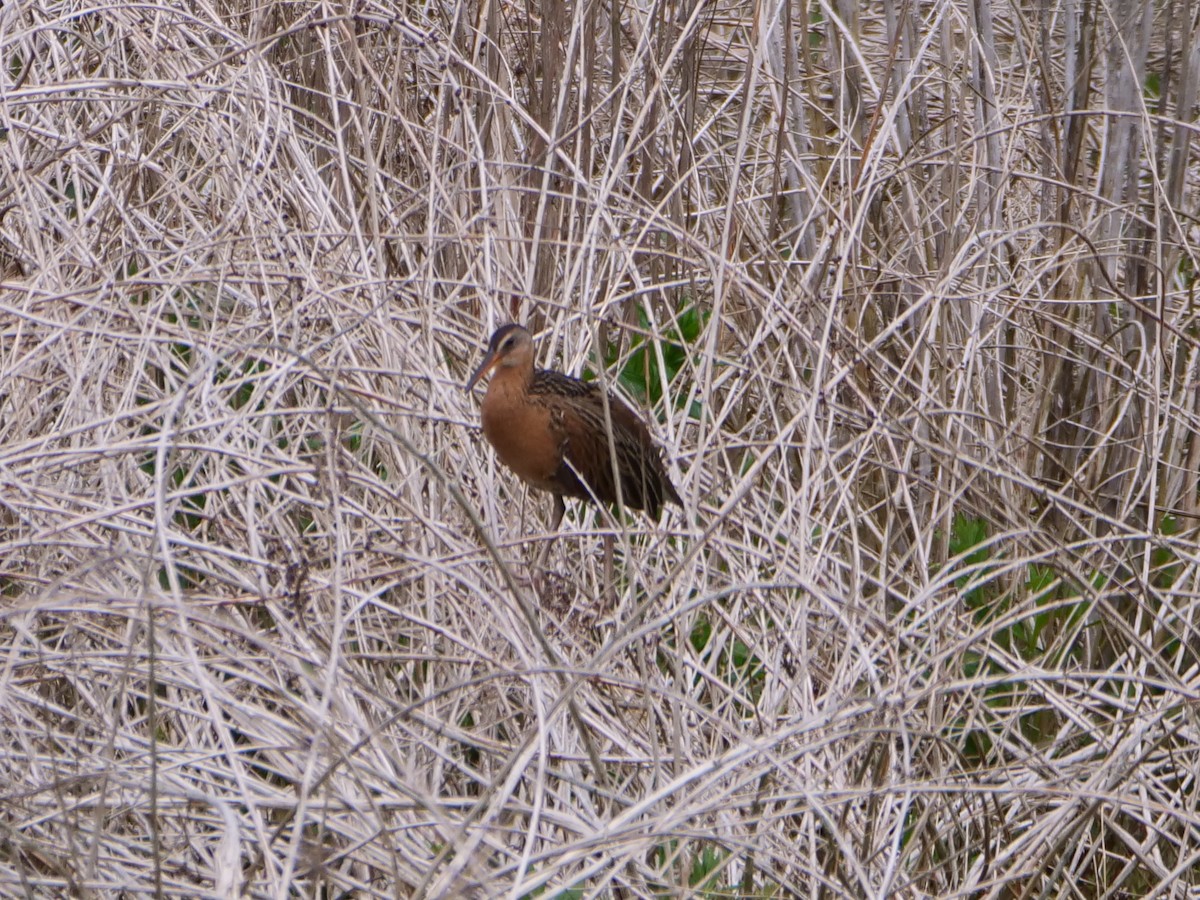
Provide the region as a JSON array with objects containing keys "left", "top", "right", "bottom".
[{"left": 1, "top": 0, "right": 1198, "bottom": 895}]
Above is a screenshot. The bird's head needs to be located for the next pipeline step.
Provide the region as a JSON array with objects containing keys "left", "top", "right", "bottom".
[{"left": 465, "top": 323, "right": 535, "bottom": 390}]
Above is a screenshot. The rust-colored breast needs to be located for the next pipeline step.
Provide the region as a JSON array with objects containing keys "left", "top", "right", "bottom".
[{"left": 480, "top": 372, "right": 564, "bottom": 492}]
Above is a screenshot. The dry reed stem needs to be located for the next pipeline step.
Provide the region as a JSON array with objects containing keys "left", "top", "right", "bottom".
[{"left": 1, "top": 0, "right": 1200, "bottom": 896}]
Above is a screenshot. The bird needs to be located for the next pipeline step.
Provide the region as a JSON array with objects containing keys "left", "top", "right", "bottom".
[{"left": 465, "top": 323, "right": 683, "bottom": 533}]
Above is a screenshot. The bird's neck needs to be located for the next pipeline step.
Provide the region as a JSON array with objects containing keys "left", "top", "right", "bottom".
[
  {"left": 481, "top": 364, "right": 535, "bottom": 450},
  {"left": 487, "top": 364, "right": 533, "bottom": 398}
]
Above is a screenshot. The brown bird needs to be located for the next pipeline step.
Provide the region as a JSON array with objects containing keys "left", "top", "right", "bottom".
[{"left": 465, "top": 323, "right": 683, "bottom": 531}]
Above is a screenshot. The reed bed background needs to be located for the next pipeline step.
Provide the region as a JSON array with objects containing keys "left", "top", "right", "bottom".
[{"left": 2, "top": 0, "right": 1199, "bottom": 896}]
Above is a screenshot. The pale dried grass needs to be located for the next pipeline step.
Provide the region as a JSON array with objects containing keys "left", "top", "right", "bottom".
[{"left": 2, "top": 0, "right": 1200, "bottom": 897}]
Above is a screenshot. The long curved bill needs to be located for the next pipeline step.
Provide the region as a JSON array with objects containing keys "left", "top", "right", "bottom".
[{"left": 465, "top": 348, "right": 501, "bottom": 391}]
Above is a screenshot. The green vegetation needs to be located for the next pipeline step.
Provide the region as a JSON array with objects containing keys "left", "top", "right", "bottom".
[
  {"left": 593, "top": 301, "right": 708, "bottom": 419},
  {"left": 2, "top": 0, "right": 1197, "bottom": 896}
]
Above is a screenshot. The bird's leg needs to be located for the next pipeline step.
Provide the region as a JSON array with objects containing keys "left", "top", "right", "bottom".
[
  {"left": 533, "top": 494, "right": 566, "bottom": 582},
  {"left": 603, "top": 530, "right": 615, "bottom": 609}
]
